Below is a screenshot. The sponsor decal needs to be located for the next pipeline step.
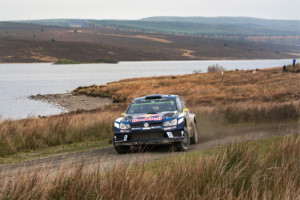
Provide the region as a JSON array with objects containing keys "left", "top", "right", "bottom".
[
  {"left": 132, "top": 114, "right": 162, "bottom": 122},
  {"left": 166, "top": 132, "right": 173, "bottom": 138}
]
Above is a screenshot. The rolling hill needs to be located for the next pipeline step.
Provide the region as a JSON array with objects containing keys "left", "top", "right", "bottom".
[
  {"left": 0, "top": 19, "right": 299, "bottom": 63},
  {"left": 17, "top": 16, "right": 300, "bottom": 37}
]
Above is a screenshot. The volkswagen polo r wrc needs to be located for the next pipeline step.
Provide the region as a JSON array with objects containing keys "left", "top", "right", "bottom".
[{"left": 113, "top": 94, "right": 198, "bottom": 154}]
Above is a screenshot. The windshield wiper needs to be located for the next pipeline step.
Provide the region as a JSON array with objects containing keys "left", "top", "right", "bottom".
[{"left": 147, "top": 112, "right": 157, "bottom": 114}]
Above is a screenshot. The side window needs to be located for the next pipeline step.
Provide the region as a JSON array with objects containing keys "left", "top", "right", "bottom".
[
  {"left": 176, "top": 98, "right": 183, "bottom": 112},
  {"left": 179, "top": 96, "right": 186, "bottom": 108}
]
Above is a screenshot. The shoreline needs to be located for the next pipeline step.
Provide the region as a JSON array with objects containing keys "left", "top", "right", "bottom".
[
  {"left": 0, "top": 57, "right": 298, "bottom": 64},
  {"left": 30, "top": 93, "right": 113, "bottom": 113}
]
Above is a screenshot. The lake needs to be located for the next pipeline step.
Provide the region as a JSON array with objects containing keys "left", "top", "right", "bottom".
[{"left": 0, "top": 59, "right": 296, "bottom": 119}]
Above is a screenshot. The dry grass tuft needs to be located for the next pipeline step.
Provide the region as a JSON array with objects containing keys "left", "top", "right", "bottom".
[
  {"left": 286, "top": 63, "right": 300, "bottom": 73},
  {"left": 207, "top": 64, "right": 226, "bottom": 72}
]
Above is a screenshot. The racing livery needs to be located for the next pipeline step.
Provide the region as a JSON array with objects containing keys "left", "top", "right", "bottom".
[{"left": 113, "top": 94, "right": 198, "bottom": 154}]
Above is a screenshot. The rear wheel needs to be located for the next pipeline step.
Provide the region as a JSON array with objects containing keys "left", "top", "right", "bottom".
[
  {"left": 190, "top": 122, "right": 198, "bottom": 144},
  {"left": 174, "top": 127, "right": 190, "bottom": 151}
]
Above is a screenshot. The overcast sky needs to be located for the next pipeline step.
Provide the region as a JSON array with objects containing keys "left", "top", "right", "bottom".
[{"left": 0, "top": 0, "right": 299, "bottom": 21}]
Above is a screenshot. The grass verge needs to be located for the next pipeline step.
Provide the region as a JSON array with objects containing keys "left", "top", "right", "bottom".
[
  {"left": 1, "top": 134, "right": 299, "bottom": 199},
  {"left": 0, "top": 140, "right": 110, "bottom": 165},
  {"left": 0, "top": 111, "right": 118, "bottom": 158}
]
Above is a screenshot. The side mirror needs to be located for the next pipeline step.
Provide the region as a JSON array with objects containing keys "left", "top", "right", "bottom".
[{"left": 121, "top": 113, "right": 126, "bottom": 117}]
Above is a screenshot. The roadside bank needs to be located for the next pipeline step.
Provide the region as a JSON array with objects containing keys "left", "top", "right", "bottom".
[{"left": 30, "top": 93, "right": 113, "bottom": 113}]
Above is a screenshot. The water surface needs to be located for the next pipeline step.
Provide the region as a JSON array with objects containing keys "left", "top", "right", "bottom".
[{"left": 0, "top": 59, "right": 296, "bottom": 119}]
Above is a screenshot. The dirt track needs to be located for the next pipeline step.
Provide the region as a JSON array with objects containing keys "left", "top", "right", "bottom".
[{"left": 0, "top": 122, "right": 298, "bottom": 185}]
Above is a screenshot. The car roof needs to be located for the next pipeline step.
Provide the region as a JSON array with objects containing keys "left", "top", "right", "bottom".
[{"left": 133, "top": 94, "right": 178, "bottom": 101}]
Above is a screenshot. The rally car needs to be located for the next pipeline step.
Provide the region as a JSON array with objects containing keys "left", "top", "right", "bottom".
[{"left": 113, "top": 94, "right": 198, "bottom": 154}]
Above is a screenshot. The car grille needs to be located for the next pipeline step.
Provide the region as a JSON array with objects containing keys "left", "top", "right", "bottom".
[
  {"left": 130, "top": 131, "right": 165, "bottom": 140},
  {"left": 131, "top": 123, "right": 161, "bottom": 128}
]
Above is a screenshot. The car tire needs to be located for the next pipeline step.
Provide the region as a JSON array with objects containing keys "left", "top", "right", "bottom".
[
  {"left": 190, "top": 122, "right": 198, "bottom": 144},
  {"left": 114, "top": 143, "right": 131, "bottom": 154},
  {"left": 174, "top": 127, "right": 190, "bottom": 151}
]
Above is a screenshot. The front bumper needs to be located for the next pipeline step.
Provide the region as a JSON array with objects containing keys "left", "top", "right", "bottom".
[
  {"left": 114, "top": 136, "right": 184, "bottom": 146},
  {"left": 114, "top": 127, "right": 185, "bottom": 146}
]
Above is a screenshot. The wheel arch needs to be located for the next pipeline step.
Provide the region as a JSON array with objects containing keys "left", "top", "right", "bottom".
[{"left": 188, "top": 113, "right": 197, "bottom": 137}]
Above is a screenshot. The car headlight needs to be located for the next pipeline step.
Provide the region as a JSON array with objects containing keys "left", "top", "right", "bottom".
[
  {"left": 120, "top": 122, "right": 131, "bottom": 129},
  {"left": 162, "top": 119, "right": 177, "bottom": 127}
]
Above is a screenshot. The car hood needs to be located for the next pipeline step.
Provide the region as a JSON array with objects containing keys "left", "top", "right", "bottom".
[{"left": 123, "top": 112, "right": 177, "bottom": 123}]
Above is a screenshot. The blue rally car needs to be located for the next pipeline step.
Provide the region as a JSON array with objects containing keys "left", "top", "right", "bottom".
[{"left": 113, "top": 94, "right": 198, "bottom": 154}]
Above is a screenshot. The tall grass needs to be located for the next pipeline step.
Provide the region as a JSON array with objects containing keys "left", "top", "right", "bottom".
[
  {"left": 0, "top": 111, "right": 117, "bottom": 157},
  {"left": 1, "top": 134, "right": 299, "bottom": 199},
  {"left": 192, "top": 101, "right": 300, "bottom": 124}
]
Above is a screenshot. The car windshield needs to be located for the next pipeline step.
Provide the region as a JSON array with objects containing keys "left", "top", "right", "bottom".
[{"left": 127, "top": 98, "right": 177, "bottom": 114}]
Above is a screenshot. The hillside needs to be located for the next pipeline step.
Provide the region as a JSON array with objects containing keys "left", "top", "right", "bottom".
[
  {"left": 72, "top": 67, "right": 300, "bottom": 106},
  {"left": 142, "top": 16, "right": 300, "bottom": 33},
  {"left": 15, "top": 17, "right": 300, "bottom": 46},
  {"left": 0, "top": 21, "right": 299, "bottom": 63},
  {"left": 19, "top": 17, "right": 300, "bottom": 36}
]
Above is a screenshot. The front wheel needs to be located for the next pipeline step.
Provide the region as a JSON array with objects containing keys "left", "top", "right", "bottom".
[
  {"left": 190, "top": 122, "right": 198, "bottom": 144},
  {"left": 114, "top": 142, "right": 131, "bottom": 154},
  {"left": 174, "top": 127, "right": 190, "bottom": 151},
  {"left": 114, "top": 145, "right": 131, "bottom": 154}
]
